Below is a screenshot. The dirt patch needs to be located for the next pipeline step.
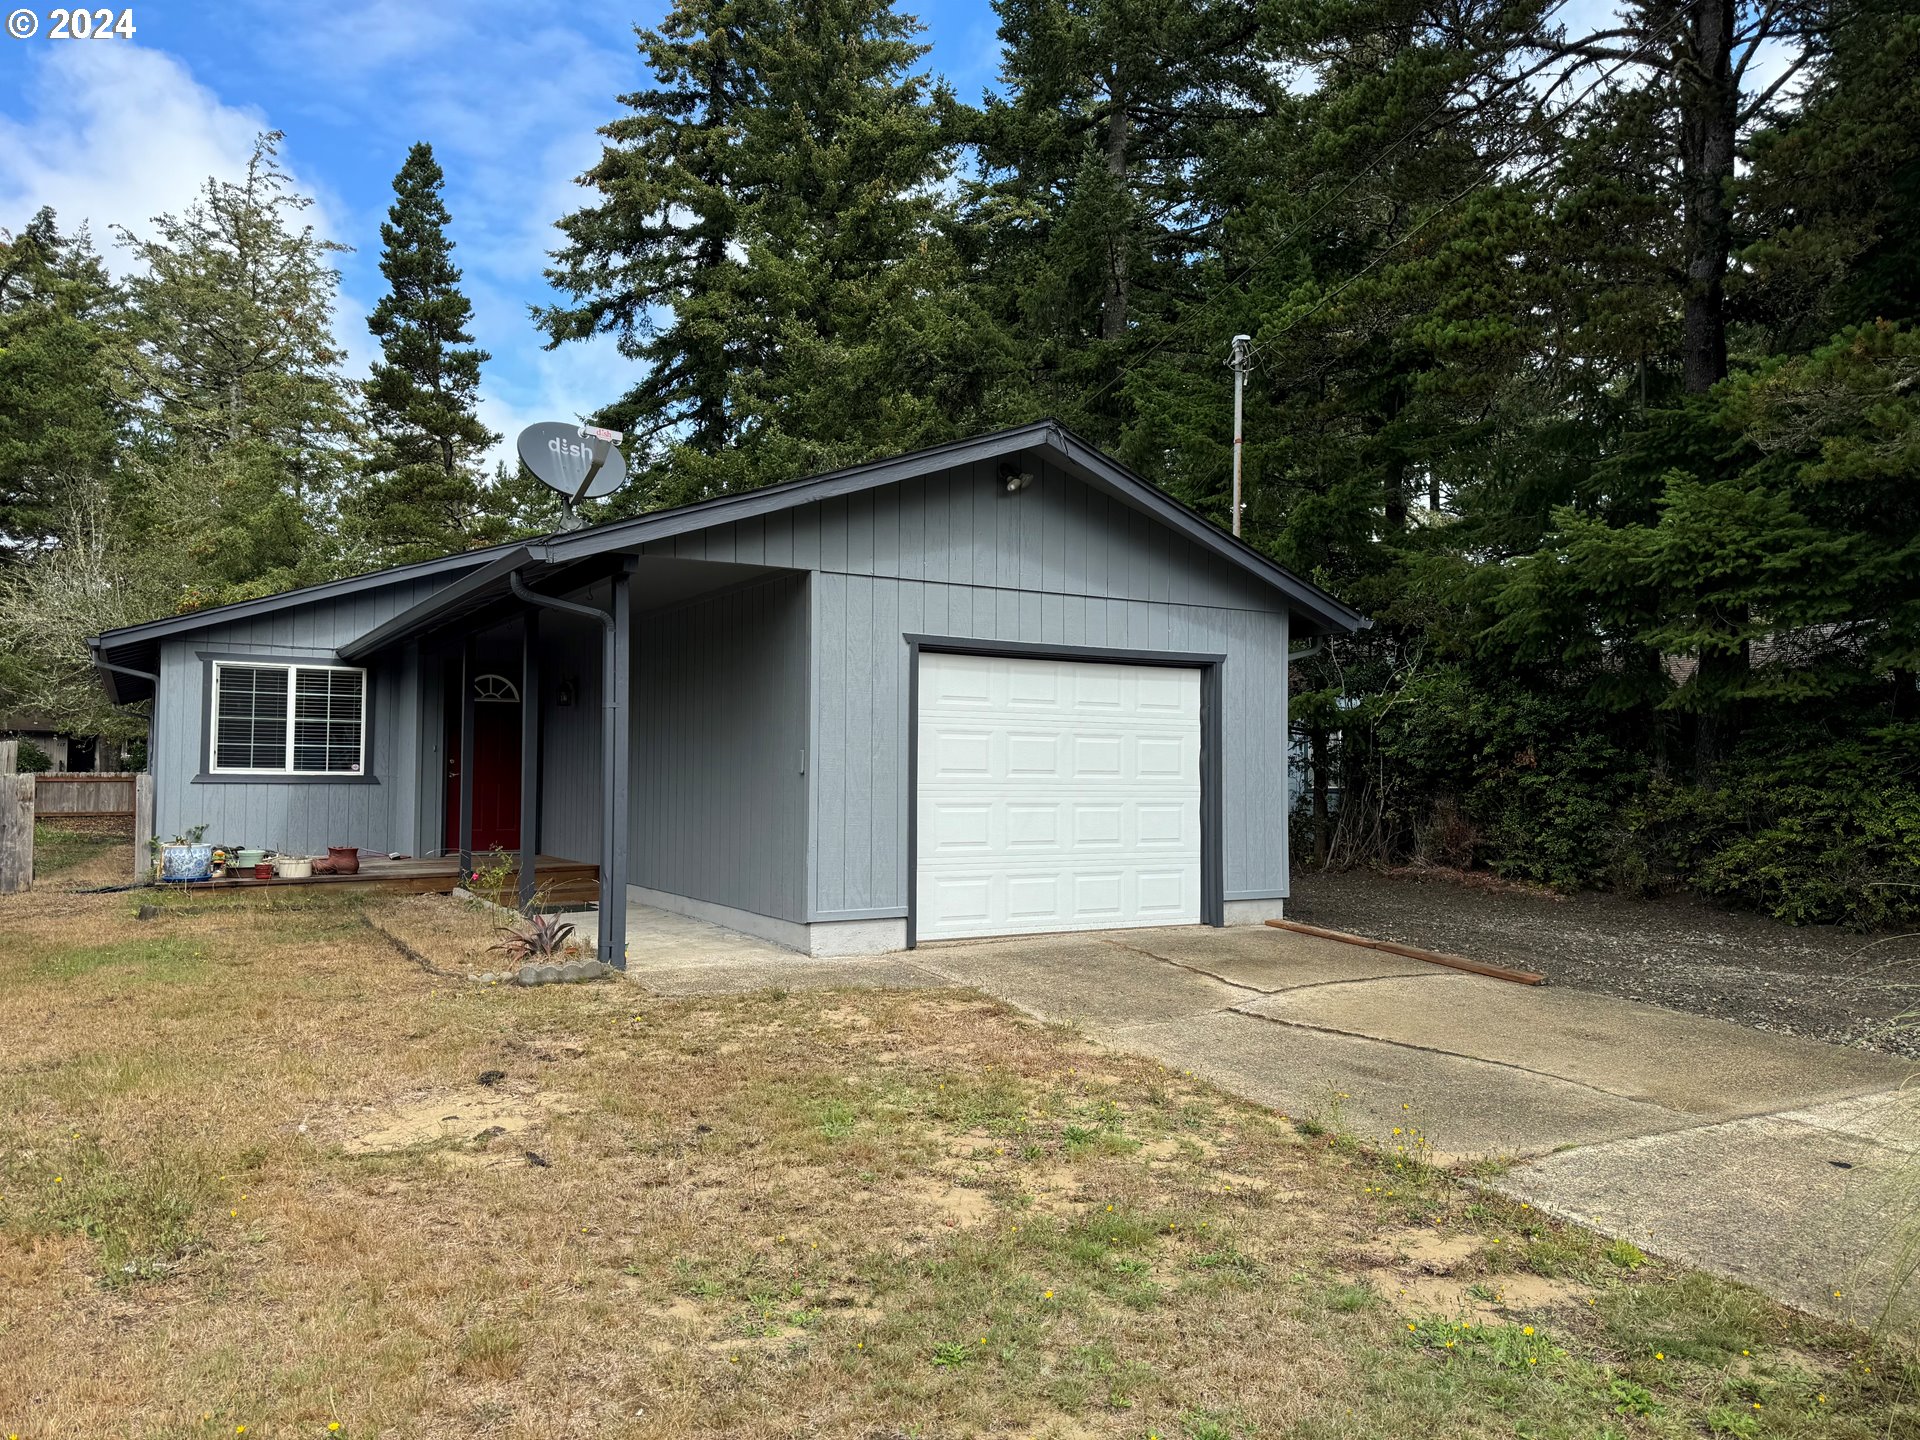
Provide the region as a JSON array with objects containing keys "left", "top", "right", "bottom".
[
  {"left": 1289, "top": 868, "right": 1920, "bottom": 1058},
  {"left": 1357, "top": 1228, "right": 1593, "bottom": 1321},
  {"left": 897, "top": 1175, "right": 997, "bottom": 1230},
  {"left": 333, "top": 1089, "right": 540, "bottom": 1154}
]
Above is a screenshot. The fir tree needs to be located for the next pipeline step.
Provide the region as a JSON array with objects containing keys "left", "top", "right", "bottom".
[
  {"left": 116, "top": 132, "right": 356, "bottom": 605},
  {"left": 352, "top": 142, "right": 502, "bottom": 565},
  {"left": 543, "top": 0, "right": 1006, "bottom": 506},
  {"left": 540, "top": 0, "right": 762, "bottom": 493},
  {"left": 0, "top": 208, "right": 124, "bottom": 549}
]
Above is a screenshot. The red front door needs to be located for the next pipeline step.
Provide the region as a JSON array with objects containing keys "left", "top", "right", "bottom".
[{"left": 447, "top": 696, "right": 522, "bottom": 854}]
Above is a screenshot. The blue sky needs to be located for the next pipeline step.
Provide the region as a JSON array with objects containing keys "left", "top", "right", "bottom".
[{"left": 0, "top": 0, "right": 1007, "bottom": 464}]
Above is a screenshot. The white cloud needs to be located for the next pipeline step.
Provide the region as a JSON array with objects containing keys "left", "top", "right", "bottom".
[{"left": 0, "top": 43, "right": 274, "bottom": 261}]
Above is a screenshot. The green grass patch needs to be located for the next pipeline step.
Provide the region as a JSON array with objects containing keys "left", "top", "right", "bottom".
[
  {"left": 0, "top": 1135, "right": 215, "bottom": 1284},
  {"left": 32, "top": 822, "right": 121, "bottom": 877},
  {"left": 7, "top": 934, "right": 210, "bottom": 986}
]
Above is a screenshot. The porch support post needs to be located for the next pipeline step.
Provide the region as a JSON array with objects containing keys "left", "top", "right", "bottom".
[
  {"left": 518, "top": 607, "right": 540, "bottom": 912},
  {"left": 601, "top": 560, "right": 633, "bottom": 970},
  {"left": 458, "top": 634, "right": 475, "bottom": 875}
]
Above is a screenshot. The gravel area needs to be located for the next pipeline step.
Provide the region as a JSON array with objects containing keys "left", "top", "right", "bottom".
[{"left": 1285, "top": 869, "right": 1920, "bottom": 1061}]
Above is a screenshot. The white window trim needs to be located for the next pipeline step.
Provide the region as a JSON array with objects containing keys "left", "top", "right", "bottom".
[{"left": 209, "top": 660, "right": 369, "bottom": 777}]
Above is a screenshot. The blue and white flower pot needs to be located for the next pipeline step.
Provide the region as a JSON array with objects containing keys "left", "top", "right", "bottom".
[{"left": 159, "top": 843, "right": 214, "bottom": 883}]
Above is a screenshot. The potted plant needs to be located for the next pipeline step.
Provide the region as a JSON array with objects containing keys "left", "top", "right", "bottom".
[{"left": 154, "top": 826, "right": 212, "bottom": 883}]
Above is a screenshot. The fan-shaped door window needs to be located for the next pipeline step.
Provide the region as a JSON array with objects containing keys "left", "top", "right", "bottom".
[{"left": 473, "top": 673, "right": 520, "bottom": 703}]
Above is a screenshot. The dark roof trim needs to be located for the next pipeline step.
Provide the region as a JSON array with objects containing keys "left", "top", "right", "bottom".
[
  {"left": 1044, "top": 425, "right": 1368, "bottom": 635},
  {"left": 90, "top": 540, "right": 522, "bottom": 652},
  {"left": 532, "top": 420, "right": 1368, "bottom": 634},
  {"left": 334, "top": 547, "right": 536, "bottom": 663}
]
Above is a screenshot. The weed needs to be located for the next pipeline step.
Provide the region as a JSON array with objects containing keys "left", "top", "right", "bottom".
[
  {"left": 1606, "top": 1237, "right": 1648, "bottom": 1270},
  {"left": 453, "top": 1321, "right": 522, "bottom": 1380},
  {"left": 1609, "top": 1378, "right": 1662, "bottom": 1416}
]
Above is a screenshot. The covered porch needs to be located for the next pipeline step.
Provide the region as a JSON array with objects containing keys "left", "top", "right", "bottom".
[{"left": 337, "top": 545, "right": 802, "bottom": 969}]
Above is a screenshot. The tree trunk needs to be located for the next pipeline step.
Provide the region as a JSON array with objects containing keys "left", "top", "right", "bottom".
[
  {"left": 1677, "top": 0, "right": 1738, "bottom": 394},
  {"left": 1893, "top": 667, "right": 1918, "bottom": 721},
  {"left": 1310, "top": 723, "right": 1330, "bottom": 868},
  {"left": 1099, "top": 74, "right": 1131, "bottom": 343},
  {"left": 694, "top": 54, "right": 733, "bottom": 453}
]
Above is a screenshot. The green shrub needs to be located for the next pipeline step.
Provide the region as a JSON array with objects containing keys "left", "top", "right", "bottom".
[{"left": 15, "top": 738, "right": 53, "bottom": 773}]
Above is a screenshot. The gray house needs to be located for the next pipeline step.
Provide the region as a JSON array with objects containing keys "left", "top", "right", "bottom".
[{"left": 89, "top": 423, "right": 1365, "bottom": 964}]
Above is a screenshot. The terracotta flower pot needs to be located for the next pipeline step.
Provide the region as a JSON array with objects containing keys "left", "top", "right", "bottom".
[
  {"left": 327, "top": 846, "right": 360, "bottom": 875},
  {"left": 253, "top": 862, "right": 274, "bottom": 880}
]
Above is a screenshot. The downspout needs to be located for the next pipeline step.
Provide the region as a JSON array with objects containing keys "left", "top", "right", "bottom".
[
  {"left": 509, "top": 565, "right": 633, "bottom": 971},
  {"left": 88, "top": 645, "right": 162, "bottom": 774}
]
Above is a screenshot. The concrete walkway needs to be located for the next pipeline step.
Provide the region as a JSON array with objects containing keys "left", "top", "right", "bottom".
[{"left": 614, "top": 909, "right": 1920, "bottom": 1325}]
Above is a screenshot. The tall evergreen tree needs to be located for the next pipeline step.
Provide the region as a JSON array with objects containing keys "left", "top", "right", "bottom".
[
  {"left": 543, "top": 0, "right": 1006, "bottom": 506},
  {"left": 351, "top": 142, "right": 502, "bottom": 565},
  {"left": 541, "top": 0, "right": 760, "bottom": 477},
  {"left": 965, "top": 0, "right": 1274, "bottom": 438},
  {"left": 0, "top": 209, "right": 124, "bottom": 549},
  {"left": 116, "top": 132, "right": 357, "bottom": 606}
]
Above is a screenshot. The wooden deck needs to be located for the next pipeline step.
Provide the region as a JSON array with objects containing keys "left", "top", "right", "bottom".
[{"left": 164, "top": 854, "right": 599, "bottom": 904}]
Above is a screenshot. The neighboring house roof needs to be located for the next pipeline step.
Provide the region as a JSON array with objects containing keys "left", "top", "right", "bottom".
[{"left": 91, "top": 422, "right": 1368, "bottom": 701}]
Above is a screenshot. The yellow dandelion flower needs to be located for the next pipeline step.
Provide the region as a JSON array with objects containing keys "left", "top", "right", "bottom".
[
  {"left": 1408, "top": 1323, "right": 1417, "bottom": 1332},
  {"left": 1044, "top": 1290, "right": 1053, "bottom": 1299},
  {"left": 1654, "top": 1352, "right": 1664, "bottom": 1361},
  {"left": 330, "top": 1426, "right": 341, "bottom": 1434},
  {"left": 1523, "top": 1326, "right": 1534, "bottom": 1336},
  {"left": 1527, "top": 1358, "right": 1537, "bottom": 1367}
]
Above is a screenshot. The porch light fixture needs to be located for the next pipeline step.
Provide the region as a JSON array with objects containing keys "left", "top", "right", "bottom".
[{"left": 998, "top": 462, "right": 1034, "bottom": 494}]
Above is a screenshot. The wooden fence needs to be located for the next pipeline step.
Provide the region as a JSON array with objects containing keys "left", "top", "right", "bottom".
[{"left": 33, "top": 773, "right": 137, "bottom": 818}]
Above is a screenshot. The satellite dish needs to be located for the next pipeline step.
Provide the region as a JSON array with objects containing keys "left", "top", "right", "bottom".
[{"left": 517, "top": 422, "right": 629, "bottom": 516}]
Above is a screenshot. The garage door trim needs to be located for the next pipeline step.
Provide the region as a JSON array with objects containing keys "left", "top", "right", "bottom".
[{"left": 904, "top": 635, "right": 1225, "bottom": 947}]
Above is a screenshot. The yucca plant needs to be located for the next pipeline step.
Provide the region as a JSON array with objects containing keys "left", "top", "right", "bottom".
[{"left": 494, "top": 913, "right": 577, "bottom": 963}]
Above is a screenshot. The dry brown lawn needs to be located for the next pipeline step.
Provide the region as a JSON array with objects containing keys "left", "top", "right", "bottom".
[{"left": 0, "top": 887, "right": 1913, "bottom": 1439}]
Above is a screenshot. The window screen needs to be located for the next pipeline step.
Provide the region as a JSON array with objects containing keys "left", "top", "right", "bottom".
[
  {"left": 293, "top": 667, "right": 365, "bottom": 773},
  {"left": 212, "top": 663, "right": 365, "bottom": 774},
  {"left": 214, "top": 665, "right": 290, "bottom": 770}
]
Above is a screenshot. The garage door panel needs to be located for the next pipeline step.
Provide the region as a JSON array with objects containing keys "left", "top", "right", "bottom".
[
  {"left": 917, "top": 652, "right": 1202, "bottom": 941},
  {"left": 1005, "top": 802, "right": 1061, "bottom": 849}
]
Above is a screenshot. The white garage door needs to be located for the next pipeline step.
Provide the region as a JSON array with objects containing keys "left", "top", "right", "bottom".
[{"left": 915, "top": 651, "right": 1202, "bottom": 941}]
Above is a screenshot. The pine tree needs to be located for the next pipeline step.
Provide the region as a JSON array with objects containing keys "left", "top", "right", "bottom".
[
  {"left": 543, "top": 0, "right": 1005, "bottom": 506},
  {"left": 964, "top": 0, "right": 1276, "bottom": 440},
  {"left": 540, "top": 0, "right": 762, "bottom": 494},
  {"left": 0, "top": 209, "right": 124, "bottom": 548},
  {"left": 351, "top": 142, "right": 502, "bottom": 565},
  {"left": 116, "top": 132, "right": 357, "bottom": 605}
]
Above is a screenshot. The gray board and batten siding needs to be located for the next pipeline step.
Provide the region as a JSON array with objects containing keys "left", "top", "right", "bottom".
[
  {"left": 148, "top": 577, "right": 446, "bottom": 856},
  {"left": 632, "top": 454, "right": 1294, "bottom": 927},
  {"left": 628, "top": 571, "right": 810, "bottom": 925}
]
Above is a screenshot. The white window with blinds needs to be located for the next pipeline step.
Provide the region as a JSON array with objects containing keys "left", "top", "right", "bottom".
[{"left": 210, "top": 662, "right": 367, "bottom": 776}]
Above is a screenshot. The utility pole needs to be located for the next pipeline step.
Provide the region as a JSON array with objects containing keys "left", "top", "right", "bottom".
[{"left": 1227, "top": 334, "right": 1252, "bottom": 537}]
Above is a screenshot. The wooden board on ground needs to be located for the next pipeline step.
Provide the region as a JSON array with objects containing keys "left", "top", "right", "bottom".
[{"left": 1265, "top": 916, "right": 1545, "bottom": 985}]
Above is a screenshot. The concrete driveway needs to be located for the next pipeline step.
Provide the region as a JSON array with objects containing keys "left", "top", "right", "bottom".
[{"left": 622, "top": 912, "right": 1919, "bottom": 1324}]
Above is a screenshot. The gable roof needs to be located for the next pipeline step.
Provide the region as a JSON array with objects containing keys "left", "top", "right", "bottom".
[{"left": 91, "top": 422, "right": 1367, "bottom": 699}]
